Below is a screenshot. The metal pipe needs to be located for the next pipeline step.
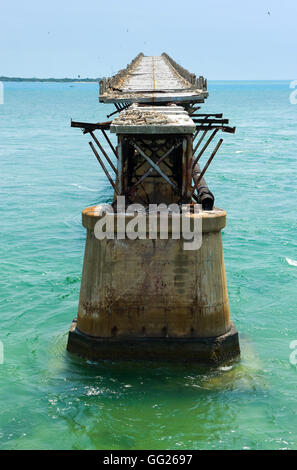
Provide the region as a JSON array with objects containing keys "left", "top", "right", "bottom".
[{"left": 192, "top": 163, "right": 214, "bottom": 210}]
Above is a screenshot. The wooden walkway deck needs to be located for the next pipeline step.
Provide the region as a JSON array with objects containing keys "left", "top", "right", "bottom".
[{"left": 99, "top": 54, "right": 208, "bottom": 105}]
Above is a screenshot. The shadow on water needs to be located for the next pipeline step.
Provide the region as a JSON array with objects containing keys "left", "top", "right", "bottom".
[
  {"left": 49, "top": 331, "right": 263, "bottom": 392},
  {"left": 37, "top": 331, "right": 269, "bottom": 450}
]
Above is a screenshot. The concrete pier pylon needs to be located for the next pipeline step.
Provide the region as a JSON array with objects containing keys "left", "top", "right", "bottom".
[
  {"left": 67, "top": 54, "right": 240, "bottom": 364},
  {"left": 67, "top": 206, "right": 240, "bottom": 364}
]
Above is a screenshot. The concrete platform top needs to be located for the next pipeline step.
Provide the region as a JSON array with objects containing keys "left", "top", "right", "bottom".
[
  {"left": 110, "top": 103, "right": 196, "bottom": 135},
  {"left": 81, "top": 205, "right": 226, "bottom": 233},
  {"left": 100, "top": 54, "right": 208, "bottom": 104}
]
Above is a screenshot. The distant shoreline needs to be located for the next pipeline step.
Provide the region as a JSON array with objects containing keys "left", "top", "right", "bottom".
[{"left": 0, "top": 77, "right": 100, "bottom": 83}]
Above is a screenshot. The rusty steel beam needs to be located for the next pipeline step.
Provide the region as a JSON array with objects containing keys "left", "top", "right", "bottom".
[
  {"left": 89, "top": 142, "right": 119, "bottom": 194},
  {"left": 181, "top": 138, "right": 188, "bottom": 198},
  {"left": 71, "top": 119, "right": 112, "bottom": 132},
  {"left": 107, "top": 102, "right": 130, "bottom": 118},
  {"left": 192, "top": 129, "right": 219, "bottom": 167},
  {"left": 129, "top": 143, "right": 180, "bottom": 193},
  {"left": 106, "top": 108, "right": 121, "bottom": 118},
  {"left": 192, "top": 113, "right": 223, "bottom": 118},
  {"left": 101, "top": 129, "right": 118, "bottom": 159},
  {"left": 117, "top": 137, "right": 124, "bottom": 195},
  {"left": 193, "top": 130, "right": 199, "bottom": 141},
  {"left": 186, "top": 135, "right": 193, "bottom": 200},
  {"left": 187, "top": 106, "right": 201, "bottom": 115},
  {"left": 193, "top": 118, "right": 229, "bottom": 125},
  {"left": 221, "top": 126, "right": 236, "bottom": 134},
  {"left": 195, "top": 125, "right": 236, "bottom": 134},
  {"left": 132, "top": 142, "right": 181, "bottom": 196},
  {"left": 89, "top": 131, "right": 117, "bottom": 175},
  {"left": 190, "top": 139, "right": 223, "bottom": 198},
  {"left": 137, "top": 140, "right": 175, "bottom": 172},
  {"left": 193, "top": 127, "right": 210, "bottom": 155}
]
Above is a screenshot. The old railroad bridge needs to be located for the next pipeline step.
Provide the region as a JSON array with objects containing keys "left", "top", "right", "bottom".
[{"left": 67, "top": 53, "right": 240, "bottom": 364}]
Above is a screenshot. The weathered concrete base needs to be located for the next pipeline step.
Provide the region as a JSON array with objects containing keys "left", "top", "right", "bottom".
[
  {"left": 67, "top": 206, "right": 240, "bottom": 365},
  {"left": 67, "top": 320, "right": 240, "bottom": 366}
]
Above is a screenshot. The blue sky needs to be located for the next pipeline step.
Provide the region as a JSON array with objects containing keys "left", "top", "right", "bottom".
[{"left": 1, "top": 0, "right": 296, "bottom": 79}]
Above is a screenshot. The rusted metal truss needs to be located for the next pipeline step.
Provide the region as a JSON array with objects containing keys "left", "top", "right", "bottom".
[
  {"left": 192, "top": 114, "right": 236, "bottom": 133},
  {"left": 106, "top": 102, "right": 131, "bottom": 119},
  {"left": 89, "top": 142, "right": 119, "bottom": 194},
  {"left": 71, "top": 113, "right": 235, "bottom": 211},
  {"left": 71, "top": 120, "right": 118, "bottom": 193},
  {"left": 130, "top": 140, "right": 182, "bottom": 198},
  {"left": 188, "top": 113, "right": 236, "bottom": 208},
  {"left": 71, "top": 119, "right": 112, "bottom": 132},
  {"left": 186, "top": 105, "right": 201, "bottom": 115}
]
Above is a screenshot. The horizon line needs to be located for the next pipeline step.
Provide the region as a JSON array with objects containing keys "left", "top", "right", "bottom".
[{"left": 0, "top": 77, "right": 293, "bottom": 82}]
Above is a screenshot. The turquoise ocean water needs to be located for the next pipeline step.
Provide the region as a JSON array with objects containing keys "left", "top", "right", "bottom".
[{"left": 0, "top": 81, "right": 296, "bottom": 450}]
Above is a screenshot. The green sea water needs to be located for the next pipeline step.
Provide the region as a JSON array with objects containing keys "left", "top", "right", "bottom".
[{"left": 0, "top": 81, "right": 297, "bottom": 450}]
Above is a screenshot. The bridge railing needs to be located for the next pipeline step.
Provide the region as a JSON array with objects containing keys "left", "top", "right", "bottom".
[{"left": 162, "top": 52, "right": 207, "bottom": 91}]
